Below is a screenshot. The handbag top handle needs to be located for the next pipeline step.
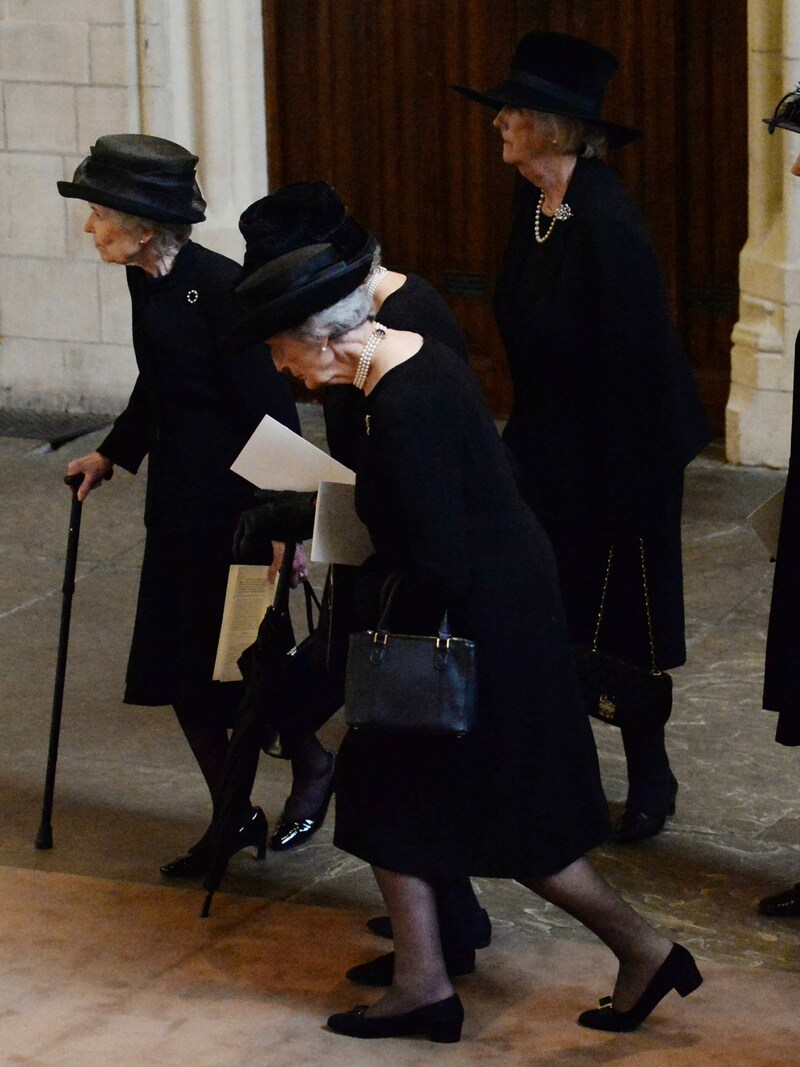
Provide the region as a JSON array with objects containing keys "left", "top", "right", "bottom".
[
  {"left": 377, "top": 572, "right": 451, "bottom": 641},
  {"left": 272, "top": 539, "right": 296, "bottom": 616},
  {"left": 591, "top": 538, "right": 662, "bottom": 675}
]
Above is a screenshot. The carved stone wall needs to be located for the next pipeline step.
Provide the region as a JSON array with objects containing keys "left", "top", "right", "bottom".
[
  {"left": 0, "top": 0, "right": 266, "bottom": 412},
  {"left": 727, "top": 0, "right": 800, "bottom": 466}
]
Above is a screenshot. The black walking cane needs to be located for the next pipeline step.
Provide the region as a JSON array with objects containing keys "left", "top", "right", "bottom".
[{"left": 35, "top": 473, "right": 85, "bottom": 850}]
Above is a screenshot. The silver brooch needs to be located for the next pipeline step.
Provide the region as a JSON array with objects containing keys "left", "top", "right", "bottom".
[{"left": 187, "top": 289, "right": 198, "bottom": 304}]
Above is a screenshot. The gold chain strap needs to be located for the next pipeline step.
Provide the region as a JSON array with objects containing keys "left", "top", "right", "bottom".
[{"left": 591, "top": 538, "right": 661, "bottom": 675}]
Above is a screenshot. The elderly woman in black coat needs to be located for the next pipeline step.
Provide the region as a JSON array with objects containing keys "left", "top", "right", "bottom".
[
  {"left": 453, "top": 32, "right": 712, "bottom": 843},
  {"left": 234, "top": 181, "right": 491, "bottom": 980},
  {"left": 759, "top": 86, "right": 800, "bottom": 918},
  {"left": 232, "top": 242, "right": 702, "bottom": 1042},
  {"left": 57, "top": 134, "right": 299, "bottom": 876}
]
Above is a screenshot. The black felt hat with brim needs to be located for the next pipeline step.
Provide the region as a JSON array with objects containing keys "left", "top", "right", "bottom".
[
  {"left": 57, "top": 133, "right": 206, "bottom": 224},
  {"left": 238, "top": 181, "right": 377, "bottom": 279},
  {"left": 232, "top": 242, "right": 374, "bottom": 351},
  {"left": 451, "top": 31, "right": 640, "bottom": 149},
  {"left": 764, "top": 85, "right": 800, "bottom": 134}
]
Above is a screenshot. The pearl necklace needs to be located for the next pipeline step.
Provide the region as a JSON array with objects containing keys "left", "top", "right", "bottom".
[
  {"left": 364, "top": 265, "right": 387, "bottom": 300},
  {"left": 353, "top": 322, "right": 387, "bottom": 391},
  {"left": 534, "top": 189, "right": 572, "bottom": 244}
]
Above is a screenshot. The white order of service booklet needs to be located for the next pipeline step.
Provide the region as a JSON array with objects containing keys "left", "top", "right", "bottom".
[{"left": 212, "top": 416, "right": 374, "bottom": 680}]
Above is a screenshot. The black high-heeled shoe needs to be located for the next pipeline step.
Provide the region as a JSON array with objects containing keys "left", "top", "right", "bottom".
[
  {"left": 160, "top": 807, "right": 268, "bottom": 878},
  {"left": 268, "top": 752, "right": 335, "bottom": 852},
  {"left": 327, "top": 993, "right": 463, "bottom": 1042},
  {"left": 578, "top": 943, "right": 702, "bottom": 1032}
]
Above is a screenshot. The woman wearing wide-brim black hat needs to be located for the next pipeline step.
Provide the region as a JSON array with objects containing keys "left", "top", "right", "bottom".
[
  {"left": 453, "top": 32, "right": 712, "bottom": 844},
  {"left": 758, "top": 86, "right": 800, "bottom": 918},
  {"left": 231, "top": 242, "right": 702, "bottom": 1041},
  {"left": 231, "top": 180, "right": 490, "bottom": 985},
  {"left": 57, "top": 134, "right": 299, "bottom": 877}
]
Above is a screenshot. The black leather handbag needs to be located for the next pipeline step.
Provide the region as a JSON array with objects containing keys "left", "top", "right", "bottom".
[
  {"left": 573, "top": 539, "right": 672, "bottom": 736},
  {"left": 345, "top": 573, "right": 477, "bottom": 735}
]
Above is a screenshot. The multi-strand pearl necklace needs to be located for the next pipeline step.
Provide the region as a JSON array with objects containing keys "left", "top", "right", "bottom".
[
  {"left": 534, "top": 189, "right": 572, "bottom": 244},
  {"left": 364, "top": 265, "right": 388, "bottom": 300},
  {"left": 353, "top": 322, "right": 387, "bottom": 391}
]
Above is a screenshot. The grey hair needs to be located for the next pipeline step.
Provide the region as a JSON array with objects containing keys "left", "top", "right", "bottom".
[
  {"left": 538, "top": 112, "right": 608, "bottom": 160},
  {"left": 290, "top": 283, "right": 374, "bottom": 342},
  {"left": 109, "top": 207, "right": 192, "bottom": 257}
]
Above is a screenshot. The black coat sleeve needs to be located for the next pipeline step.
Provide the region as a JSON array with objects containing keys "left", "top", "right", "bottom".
[{"left": 97, "top": 372, "right": 151, "bottom": 473}]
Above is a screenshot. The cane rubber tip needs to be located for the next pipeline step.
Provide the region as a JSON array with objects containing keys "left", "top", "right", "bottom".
[{"left": 35, "top": 826, "right": 53, "bottom": 850}]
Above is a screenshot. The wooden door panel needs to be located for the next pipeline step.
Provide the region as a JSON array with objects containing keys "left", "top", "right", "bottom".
[{"left": 264, "top": 0, "right": 517, "bottom": 412}]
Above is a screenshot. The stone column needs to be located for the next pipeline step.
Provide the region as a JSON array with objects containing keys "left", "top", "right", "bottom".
[
  {"left": 727, "top": 0, "right": 800, "bottom": 467},
  {"left": 148, "top": 0, "right": 268, "bottom": 260}
]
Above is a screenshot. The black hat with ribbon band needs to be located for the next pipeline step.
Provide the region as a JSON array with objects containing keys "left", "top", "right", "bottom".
[
  {"left": 238, "top": 180, "right": 377, "bottom": 279},
  {"left": 764, "top": 84, "right": 800, "bottom": 134},
  {"left": 231, "top": 242, "right": 374, "bottom": 351},
  {"left": 57, "top": 133, "right": 206, "bottom": 224},
  {"left": 451, "top": 31, "right": 640, "bottom": 149}
]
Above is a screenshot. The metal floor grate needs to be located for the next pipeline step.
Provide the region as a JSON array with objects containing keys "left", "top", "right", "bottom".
[{"left": 0, "top": 409, "right": 113, "bottom": 445}]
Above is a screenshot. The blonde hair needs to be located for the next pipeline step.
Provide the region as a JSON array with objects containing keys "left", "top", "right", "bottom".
[{"left": 538, "top": 112, "right": 608, "bottom": 159}]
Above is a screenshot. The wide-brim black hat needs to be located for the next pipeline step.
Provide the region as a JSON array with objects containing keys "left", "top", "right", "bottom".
[
  {"left": 451, "top": 31, "right": 640, "bottom": 149},
  {"left": 232, "top": 242, "right": 374, "bottom": 351},
  {"left": 238, "top": 180, "right": 377, "bottom": 280},
  {"left": 57, "top": 133, "right": 206, "bottom": 224},
  {"left": 764, "top": 85, "right": 800, "bottom": 134}
]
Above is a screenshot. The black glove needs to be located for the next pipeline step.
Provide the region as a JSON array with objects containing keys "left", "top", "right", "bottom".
[{"left": 233, "top": 490, "right": 317, "bottom": 564}]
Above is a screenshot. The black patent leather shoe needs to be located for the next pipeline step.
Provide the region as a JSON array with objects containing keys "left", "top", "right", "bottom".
[
  {"left": 327, "top": 993, "right": 463, "bottom": 1042},
  {"left": 367, "top": 906, "right": 492, "bottom": 950},
  {"left": 160, "top": 807, "right": 268, "bottom": 878},
  {"left": 611, "top": 774, "right": 678, "bottom": 844},
  {"left": 346, "top": 949, "right": 475, "bottom": 987},
  {"left": 578, "top": 943, "right": 702, "bottom": 1032},
  {"left": 758, "top": 882, "right": 800, "bottom": 917},
  {"left": 268, "top": 752, "right": 335, "bottom": 852}
]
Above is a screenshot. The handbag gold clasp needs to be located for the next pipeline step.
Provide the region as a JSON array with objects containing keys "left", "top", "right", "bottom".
[{"left": 597, "top": 695, "right": 617, "bottom": 722}]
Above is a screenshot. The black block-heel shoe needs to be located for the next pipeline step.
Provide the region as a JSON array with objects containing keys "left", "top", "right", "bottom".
[
  {"left": 578, "top": 943, "right": 702, "bottom": 1032},
  {"left": 268, "top": 752, "right": 335, "bottom": 852},
  {"left": 346, "top": 948, "right": 475, "bottom": 987},
  {"left": 160, "top": 807, "right": 268, "bottom": 878},
  {"left": 327, "top": 993, "right": 463, "bottom": 1042},
  {"left": 611, "top": 773, "right": 679, "bottom": 845},
  {"left": 758, "top": 882, "right": 800, "bottom": 916}
]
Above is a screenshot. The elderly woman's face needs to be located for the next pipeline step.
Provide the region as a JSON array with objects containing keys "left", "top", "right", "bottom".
[
  {"left": 268, "top": 333, "right": 339, "bottom": 389},
  {"left": 493, "top": 107, "right": 552, "bottom": 167},
  {"left": 84, "top": 204, "right": 146, "bottom": 265}
]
